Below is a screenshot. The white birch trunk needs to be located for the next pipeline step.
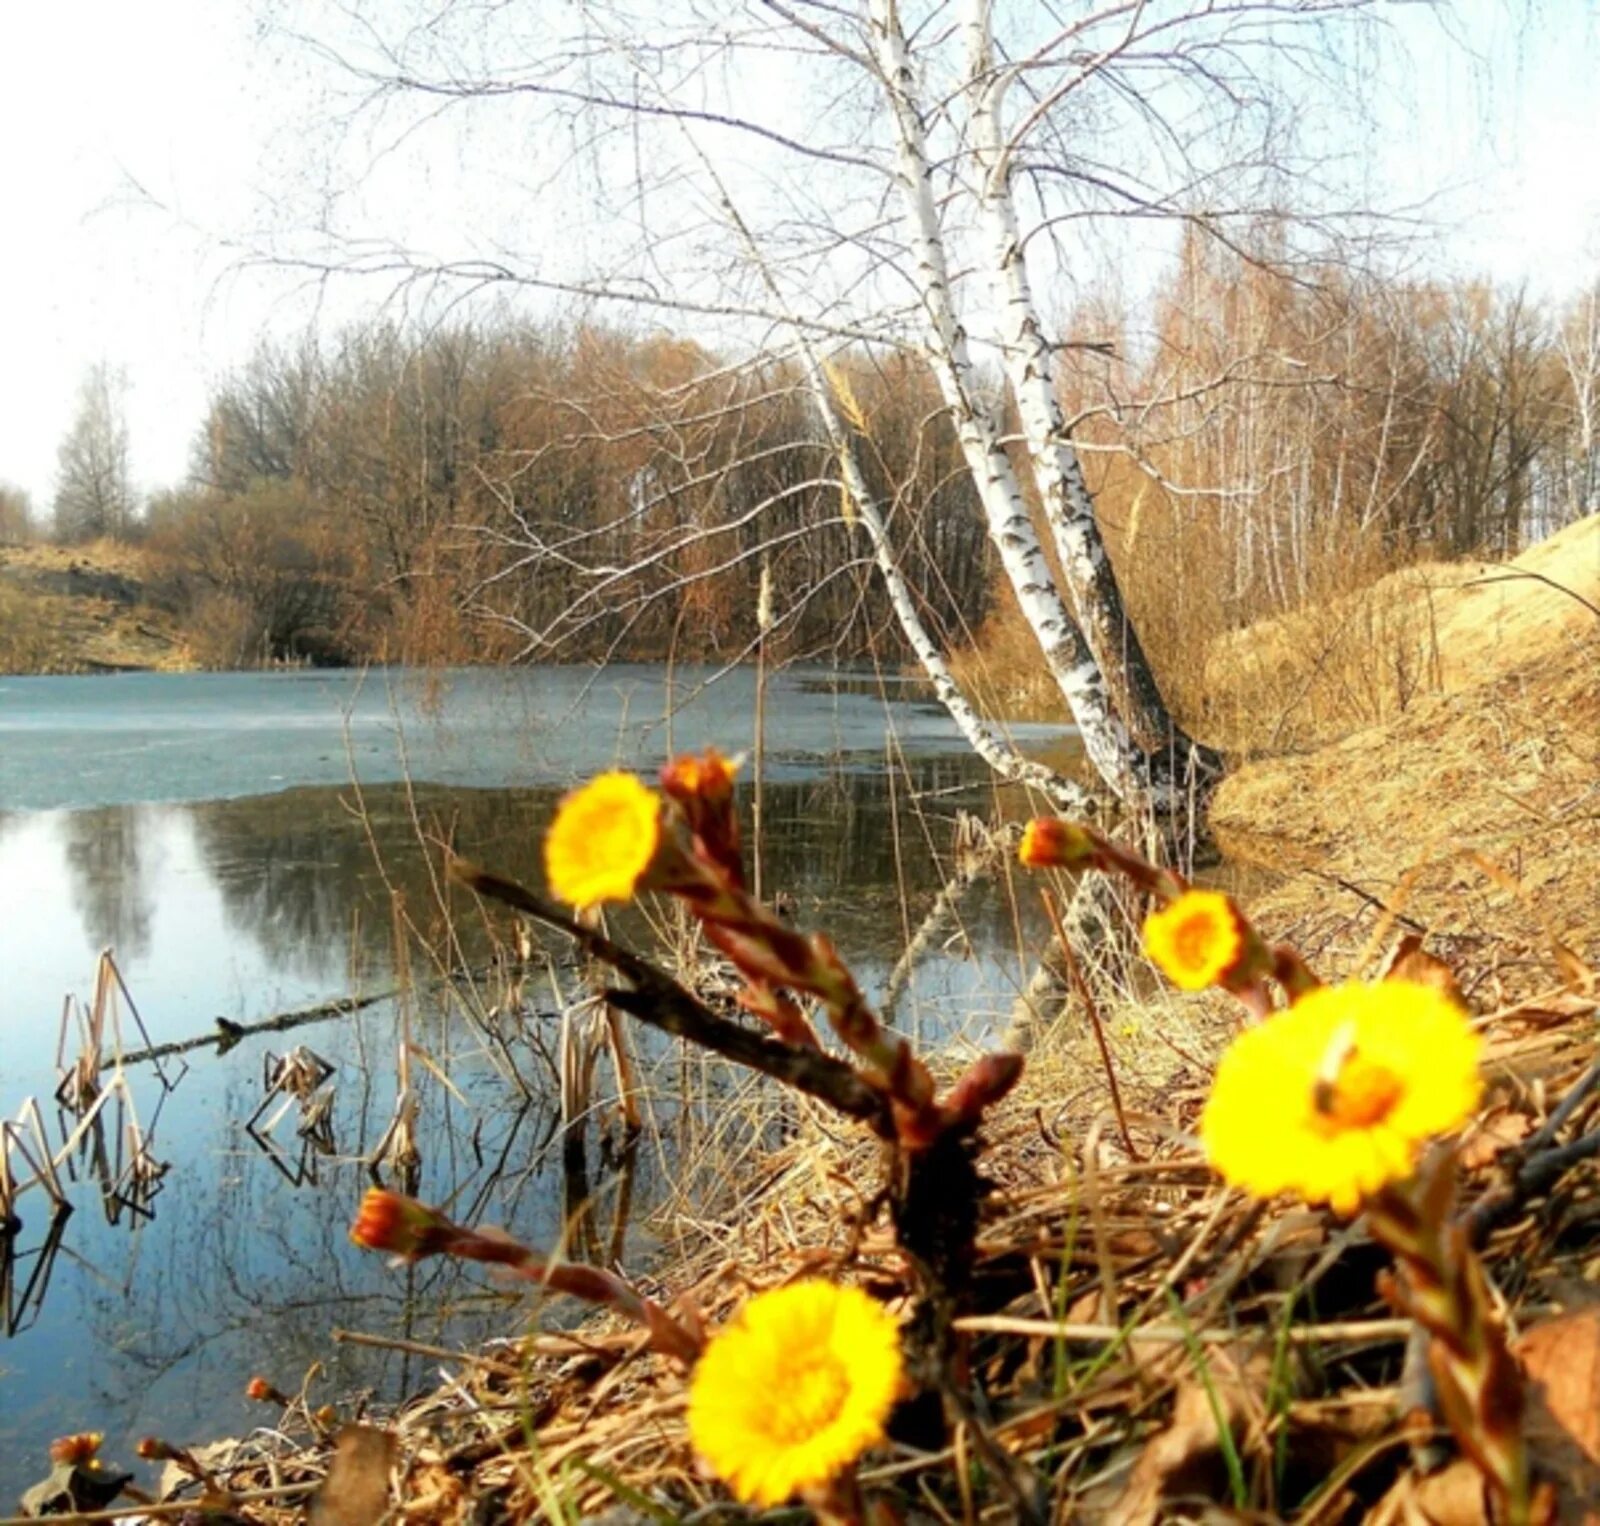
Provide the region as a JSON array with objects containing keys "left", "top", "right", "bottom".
[
  {"left": 868, "top": 0, "right": 1148, "bottom": 804},
  {"left": 803, "top": 351, "right": 1096, "bottom": 815},
  {"left": 682, "top": 106, "right": 1097, "bottom": 814},
  {"left": 962, "top": 0, "right": 1216, "bottom": 791}
]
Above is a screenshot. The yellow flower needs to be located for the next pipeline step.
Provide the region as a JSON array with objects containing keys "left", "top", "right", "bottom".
[
  {"left": 1199, "top": 979, "right": 1482, "bottom": 1215},
  {"left": 1143, "top": 888, "right": 1245, "bottom": 990},
  {"left": 687, "top": 1279, "right": 902, "bottom": 1507},
  {"left": 544, "top": 771, "right": 662, "bottom": 907},
  {"left": 661, "top": 747, "right": 740, "bottom": 803},
  {"left": 1017, "top": 817, "right": 1096, "bottom": 870}
]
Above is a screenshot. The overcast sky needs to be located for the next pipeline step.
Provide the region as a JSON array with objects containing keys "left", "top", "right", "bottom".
[{"left": 0, "top": 0, "right": 1596, "bottom": 515}]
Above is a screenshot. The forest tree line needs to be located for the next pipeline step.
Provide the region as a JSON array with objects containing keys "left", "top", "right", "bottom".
[{"left": 12, "top": 235, "right": 1598, "bottom": 686}]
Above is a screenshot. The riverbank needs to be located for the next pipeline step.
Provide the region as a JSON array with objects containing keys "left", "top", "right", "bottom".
[
  {"left": 8, "top": 524, "right": 1599, "bottom": 1519},
  {"left": 65, "top": 994, "right": 1600, "bottom": 1522},
  {"left": 0, "top": 541, "right": 191, "bottom": 673},
  {"left": 1210, "top": 512, "right": 1600, "bottom": 995}
]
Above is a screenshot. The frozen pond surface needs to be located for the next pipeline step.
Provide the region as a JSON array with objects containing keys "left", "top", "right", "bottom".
[{"left": 0, "top": 663, "right": 1065, "bottom": 810}]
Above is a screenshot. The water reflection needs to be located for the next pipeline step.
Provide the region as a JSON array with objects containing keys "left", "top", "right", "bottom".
[
  {"left": 0, "top": 760, "right": 1045, "bottom": 1497},
  {"left": 61, "top": 810, "right": 159, "bottom": 961}
]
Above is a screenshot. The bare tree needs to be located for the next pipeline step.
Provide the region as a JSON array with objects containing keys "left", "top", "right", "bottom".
[
  {"left": 1555, "top": 278, "right": 1600, "bottom": 531},
  {"left": 260, "top": 0, "right": 1427, "bottom": 810},
  {"left": 53, "top": 364, "right": 134, "bottom": 542},
  {"left": 0, "top": 481, "right": 33, "bottom": 545}
]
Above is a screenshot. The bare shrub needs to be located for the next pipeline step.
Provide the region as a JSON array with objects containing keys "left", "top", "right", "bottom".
[{"left": 0, "top": 584, "right": 57, "bottom": 671}]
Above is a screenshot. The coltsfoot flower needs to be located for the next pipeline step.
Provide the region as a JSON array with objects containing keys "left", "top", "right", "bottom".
[
  {"left": 349, "top": 1188, "right": 458, "bottom": 1261},
  {"left": 48, "top": 1433, "right": 103, "bottom": 1466},
  {"left": 688, "top": 1279, "right": 902, "bottom": 1507},
  {"left": 544, "top": 771, "right": 662, "bottom": 907},
  {"left": 1018, "top": 818, "right": 1096, "bottom": 871},
  {"left": 1200, "top": 979, "right": 1482, "bottom": 1215},
  {"left": 1143, "top": 888, "right": 1246, "bottom": 990}
]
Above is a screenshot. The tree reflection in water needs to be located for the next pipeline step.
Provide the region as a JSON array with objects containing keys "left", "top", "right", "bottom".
[
  {"left": 0, "top": 756, "right": 1046, "bottom": 1494},
  {"left": 62, "top": 807, "right": 158, "bottom": 962}
]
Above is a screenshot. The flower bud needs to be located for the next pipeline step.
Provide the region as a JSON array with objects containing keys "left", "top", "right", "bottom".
[
  {"left": 661, "top": 748, "right": 739, "bottom": 804},
  {"left": 49, "top": 1433, "right": 103, "bottom": 1466},
  {"left": 246, "top": 1375, "right": 288, "bottom": 1405},
  {"left": 1018, "top": 819, "right": 1097, "bottom": 871},
  {"left": 349, "top": 1188, "right": 458, "bottom": 1261},
  {"left": 662, "top": 749, "right": 745, "bottom": 887}
]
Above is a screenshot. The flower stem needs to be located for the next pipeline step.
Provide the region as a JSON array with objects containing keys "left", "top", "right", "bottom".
[{"left": 1368, "top": 1176, "right": 1535, "bottom": 1522}]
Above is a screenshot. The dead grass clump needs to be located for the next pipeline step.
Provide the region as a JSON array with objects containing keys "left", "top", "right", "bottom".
[
  {"left": 1202, "top": 513, "right": 1600, "bottom": 756},
  {"left": 0, "top": 583, "right": 57, "bottom": 672},
  {"left": 1214, "top": 626, "right": 1600, "bottom": 1003},
  {"left": 114, "top": 955, "right": 1600, "bottom": 1525}
]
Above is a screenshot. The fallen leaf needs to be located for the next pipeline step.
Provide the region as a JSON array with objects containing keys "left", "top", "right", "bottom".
[
  {"left": 156, "top": 1438, "right": 244, "bottom": 1502},
  {"left": 310, "top": 1425, "right": 398, "bottom": 1526},
  {"left": 1520, "top": 1308, "right": 1600, "bottom": 1452},
  {"left": 1552, "top": 941, "right": 1594, "bottom": 995},
  {"left": 1458, "top": 1108, "right": 1533, "bottom": 1172},
  {"left": 18, "top": 1461, "right": 135, "bottom": 1518},
  {"left": 1108, "top": 1368, "right": 1257, "bottom": 1526},
  {"left": 1383, "top": 936, "right": 1467, "bottom": 1008},
  {"left": 397, "top": 1460, "right": 466, "bottom": 1525},
  {"left": 1385, "top": 1458, "right": 1494, "bottom": 1525}
]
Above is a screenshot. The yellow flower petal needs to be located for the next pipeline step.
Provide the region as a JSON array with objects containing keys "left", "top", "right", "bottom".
[
  {"left": 1199, "top": 980, "right": 1481, "bottom": 1215},
  {"left": 1143, "top": 889, "right": 1245, "bottom": 990},
  {"left": 687, "top": 1279, "right": 902, "bottom": 1507},
  {"left": 544, "top": 771, "right": 661, "bottom": 907}
]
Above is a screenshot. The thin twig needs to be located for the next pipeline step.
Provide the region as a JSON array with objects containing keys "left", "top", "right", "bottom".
[
  {"left": 1465, "top": 1126, "right": 1600, "bottom": 1248},
  {"left": 449, "top": 856, "right": 894, "bottom": 1135},
  {"left": 1041, "top": 888, "right": 1138, "bottom": 1161},
  {"left": 331, "top": 1326, "right": 526, "bottom": 1377},
  {"left": 953, "top": 1314, "right": 1413, "bottom": 1345},
  {"left": 1520, "top": 1053, "right": 1600, "bottom": 1155}
]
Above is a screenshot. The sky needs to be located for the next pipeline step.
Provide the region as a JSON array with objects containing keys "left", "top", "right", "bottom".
[{"left": 0, "top": 0, "right": 1597, "bottom": 516}]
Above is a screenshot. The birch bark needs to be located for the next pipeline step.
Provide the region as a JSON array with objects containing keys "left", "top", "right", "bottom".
[
  {"left": 804, "top": 349, "right": 1096, "bottom": 815},
  {"left": 962, "top": 0, "right": 1219, "bottom": 786},
  {"left": 681, "top": 104, "right": 1098, "bottom": 813},
  {"left": 868, "top": 0, "right": 1150, "bottom": 804}
]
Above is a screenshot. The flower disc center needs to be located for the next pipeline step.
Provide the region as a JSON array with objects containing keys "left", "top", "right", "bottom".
[
  {"left": 767, "top": 1357, "right": 849, "bottom": 1445},
  {"left": 1316, "top": 1052, "right": 1404, "bottom": 1131},
  {"left": 1173, "top": 912, "right": 1218, "bottom": 972}
]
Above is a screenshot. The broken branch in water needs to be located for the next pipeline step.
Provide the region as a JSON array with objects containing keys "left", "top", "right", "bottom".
[{"left": 447, "top": 855, "right": 895, "bottom": 1136}]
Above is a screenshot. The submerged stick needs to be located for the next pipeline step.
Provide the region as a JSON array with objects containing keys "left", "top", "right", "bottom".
[
  {"left": 104, "top": 988, "right": 401, "bottom": 1069},
  {"left": 104, "top": 952, "right": 541, "bottom": 1072},
  {"left": 448, "top": 856, "right": 894, "bottom": 1136}
]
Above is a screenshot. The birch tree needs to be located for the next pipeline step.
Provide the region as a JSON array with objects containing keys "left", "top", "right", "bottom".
[
  {"left": 54, "top": 364, "right": 134, "bottom": 542},
  {"left": 269, "top": 0, "right": 1407, "bottom": 811}
]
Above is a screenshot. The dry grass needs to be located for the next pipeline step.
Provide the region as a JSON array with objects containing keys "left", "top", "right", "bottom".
[
  {"left": 1202, "top": 514, "right": 1600, "bottom": 755},
  {"left": 1213, "top": 625, "right": 1600, "bottom": 1004},
  {"left": 119, "top": 945, "right": 1600, "bottom": 1523},
  {"left": 950, "top": 513, "right": 1599, "bottom": 764},
  {"left": 0, "top": 539, "right": 190, "bottom": 673}
]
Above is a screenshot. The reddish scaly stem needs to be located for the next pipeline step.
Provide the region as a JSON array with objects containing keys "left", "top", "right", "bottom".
[
  {"left": 350, "top": 1189, "right": 703, "bottom": 1365},
  {"left": 1368, "top": 1168, "right": 1542, "bottom": 1523}
]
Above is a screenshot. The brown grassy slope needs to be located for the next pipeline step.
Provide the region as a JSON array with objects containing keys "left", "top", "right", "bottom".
[
  {"left": 1203, "top": 513, "right": 1600, "bottom": 753},
  {"left": 1211, "top": 514, "right": 1600, "bottom": 995},
  {"left": 0, "top": 541, "right": 192, "bottom": 673}
]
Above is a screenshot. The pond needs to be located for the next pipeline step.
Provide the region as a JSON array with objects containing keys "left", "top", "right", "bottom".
[{"left": 0, "top": 665, "right": 1070, "bottom": 1497}]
